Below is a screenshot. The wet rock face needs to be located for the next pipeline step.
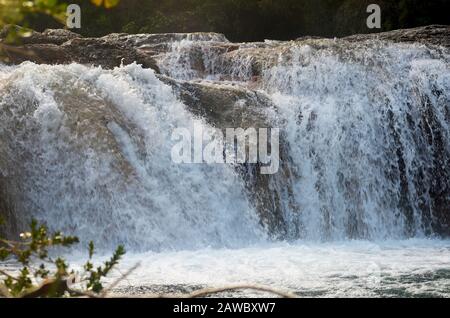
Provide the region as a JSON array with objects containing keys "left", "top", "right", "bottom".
[
  {"left": 0, "top": 25, "right": 81, "bottom": 45},
  {"left": 60, "top": 37, "right": 160, "bottom": 70},
  {"left": 0, "top": 134, "right": 30, "bottom": 238},
  {"left": 158, "top": 75, "right": 274, "bottom": 128},
  {"left": 1, "top": 25, "right": 448, "bottom": 74},
  {"left": 0, "top": 175, "right": 28, "bottom": 238},
  {"left": 0, "top": 27, "right": 229, "bottom": 72},
  {"left": 343, "top": 25, "right": 450, "bottom": 48},
  {"left": 0, "top": 178, "right": 13, "bottom": 237}
]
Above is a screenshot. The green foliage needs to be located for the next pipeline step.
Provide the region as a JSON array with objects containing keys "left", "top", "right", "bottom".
[
  {"left": 84, "top": 241, "right": 125, "bottom": 293},
  {"left": 0, "top": 0, "right": 68, "bottom": 29},
  {"left": 0, "top": 0, "right": 120, "bottom": 62},
  {"left": 0, "top": 0, "right": 121, "bottom": 39},
  {"left": 60, "top": 0, "right": 448, "bottom": 41},
  {"left": 91, "top": 0, "right": 120, "bottom": 9},
  {"left": 0, "top": 0, "right": 68, "bottom": 57},
  {"left": 0, "top": 219, "right": 125, "bottom": 298},
  {"left": 0, "top": 0, "right": 447, "bottom": 42}
]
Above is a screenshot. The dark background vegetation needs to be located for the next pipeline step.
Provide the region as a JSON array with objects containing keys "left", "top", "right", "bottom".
[{"left": 19, "top": 0, "right": 450, "bottom": 42}]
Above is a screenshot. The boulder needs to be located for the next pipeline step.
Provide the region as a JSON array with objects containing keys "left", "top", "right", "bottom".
[
  {"left": 158, "top": 75, "right": 274, "bottom": 128},
  {"left": 159, "top": 76, "right": 297, "bottom": 236}
]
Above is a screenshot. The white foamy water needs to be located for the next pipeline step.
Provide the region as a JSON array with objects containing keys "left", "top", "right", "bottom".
[
  {"left": 75, "top": 239, "right": 449, "bottom": 297},
  {"left": 0, "top": 62, "right": 265, "bottom": 251},
  {"left": 1, "top": 35, "right": 450, "bottom": 297},
  {"left": 156, "top": 38, "right": 450, "bottom": 240},
  {"left": 262, "top": 42, "right": 450, "bottom": 240}
]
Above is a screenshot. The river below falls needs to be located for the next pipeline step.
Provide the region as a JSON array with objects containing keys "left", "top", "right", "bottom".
[{"left": 64, "top": 239, "right": 450, "bottom": 298}]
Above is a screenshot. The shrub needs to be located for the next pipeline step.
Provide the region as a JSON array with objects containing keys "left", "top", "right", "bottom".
[{"left": 0, "top": 217, "right": 125, "bottom": 298}]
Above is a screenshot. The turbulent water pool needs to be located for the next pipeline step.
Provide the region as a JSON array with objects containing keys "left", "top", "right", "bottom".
[{"left": 72, "top": 239, "right": 450, "bottom": 298}]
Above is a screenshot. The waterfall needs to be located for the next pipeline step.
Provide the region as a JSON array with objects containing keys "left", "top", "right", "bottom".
[
  {"left": 155, "top": 37, "right": 450, "bottom": 240},
  {"left": 0, "top": 34, "right": 449, "bottom": 251},
  {"left": 263, "top": 41, "right": 450, "bottom": 240},
  {"left": 0, "top": 62, "right": 265, "bottom": 251}
]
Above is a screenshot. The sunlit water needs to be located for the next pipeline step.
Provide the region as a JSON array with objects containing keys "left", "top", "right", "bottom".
[
  {"left": 68, "top": 239, "right": 449, "bottom": 298},
  {"left": 1, "top": 35, "right": 450, "bottom": 297}
]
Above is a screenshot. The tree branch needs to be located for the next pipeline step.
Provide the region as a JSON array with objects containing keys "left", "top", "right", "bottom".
[{"left": 100, "top": 262, "right": 141, "bottom": 297}]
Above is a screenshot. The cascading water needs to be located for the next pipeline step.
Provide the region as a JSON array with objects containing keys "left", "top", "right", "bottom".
[
  {"left": 1, "top": 36, "right": 450, "bottom": 246},
  {"left": 155, "top": 37, "right": 450, "bottom": 241},
  {"left": 263, "top": 41, "right": 450, "bottom": 240},
  {"left": 1, "top": 31, "right": 450, "bottom": 297},
  {"left": 0, "top": 62, "right": 265, "bottom": 251}
]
